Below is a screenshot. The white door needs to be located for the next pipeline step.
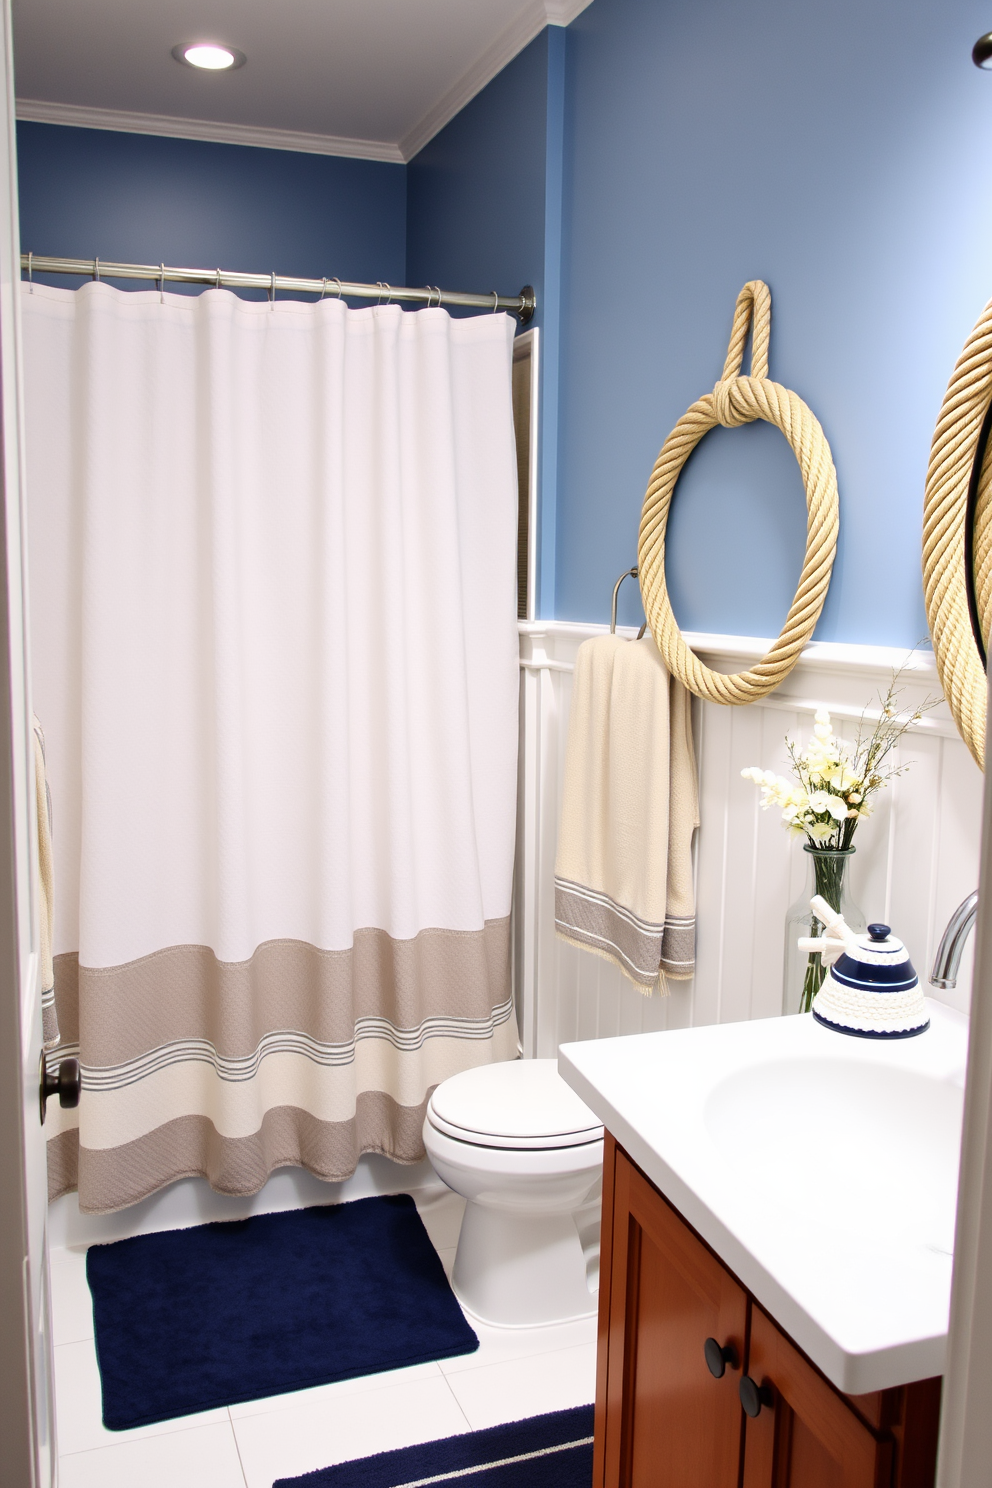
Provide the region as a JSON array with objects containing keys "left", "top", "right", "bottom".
[{"left": 0, "top": 0, "right": 57, "bottom": 1481}]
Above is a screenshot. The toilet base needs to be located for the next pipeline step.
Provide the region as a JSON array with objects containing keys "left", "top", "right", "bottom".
[{"left": 451, "top": 1198, "right": 597, "bottom": 1328}]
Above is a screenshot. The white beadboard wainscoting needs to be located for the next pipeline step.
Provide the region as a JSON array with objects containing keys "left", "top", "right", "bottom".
[{"left": 513, "top": 621, "right": 983, "bottom": 1058}]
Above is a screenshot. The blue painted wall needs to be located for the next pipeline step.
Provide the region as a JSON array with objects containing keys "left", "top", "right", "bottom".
[
  {"left": 407, "top": 32, "right": 551, "bottom": 318},
  {"left": 558, "top": 0, "right": 992, "bottom": 642},
  {"left": 20, "top": 0, "right": 991, "bottom": 647},
  {"left": 407, "top": 29, "right": 565, "bottom": 614},
  {"left": 16, "top": 122, "right": 407, "bottom": 297}
]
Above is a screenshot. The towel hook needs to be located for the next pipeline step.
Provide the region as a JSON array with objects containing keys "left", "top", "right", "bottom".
[{"left": 610, "top": 566, "right": 647, "bottom": 639}]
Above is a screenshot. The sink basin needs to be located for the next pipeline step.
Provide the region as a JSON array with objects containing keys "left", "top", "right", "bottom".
[
  {"left": 559, "top": 1000, "right": 968, "bottom": 1393},
  {"left": 704, "top": 1057, "right": 963, "bottom": 1254}
]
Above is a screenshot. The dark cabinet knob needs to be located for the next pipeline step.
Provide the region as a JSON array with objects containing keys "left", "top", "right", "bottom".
[
  {"left": 704, "top": 1337, "right": 738, "bottom": 1378},
  {"left": 739, "top": 1375, "right": 773, "bottom": 1417},
  {"left": 39, "top": 1053, "right": 81, "bottom": 1124}
]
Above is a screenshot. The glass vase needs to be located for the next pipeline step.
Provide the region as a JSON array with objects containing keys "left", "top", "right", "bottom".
[{"left": 783, "top": 846, "right": 866, "bottom": 1016}]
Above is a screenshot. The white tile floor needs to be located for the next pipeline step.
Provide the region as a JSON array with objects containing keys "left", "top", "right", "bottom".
[{"left": 50, "top": 1188, "right": 598, "bottom": 1488}]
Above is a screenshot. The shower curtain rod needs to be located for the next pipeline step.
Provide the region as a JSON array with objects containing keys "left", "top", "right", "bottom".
[{"left": 19, "top": 254, "right": 536, "bottom": 324}]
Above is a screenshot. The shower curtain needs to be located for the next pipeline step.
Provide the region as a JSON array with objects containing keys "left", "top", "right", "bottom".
[{"left": 23, "top": 282, "right": 520, "bottom": 1213}]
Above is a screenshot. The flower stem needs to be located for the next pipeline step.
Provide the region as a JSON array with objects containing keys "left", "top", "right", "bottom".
[{"left": 798, "top": 851, "right": 850, "bottom": 1015}]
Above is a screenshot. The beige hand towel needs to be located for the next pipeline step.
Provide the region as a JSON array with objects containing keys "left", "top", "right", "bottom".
[
  {"left": 33, "top": 716, "right": 58, "bottom": 1048},
  {"left": 554, "top": 633, "right": 699, "bottom": 991}
]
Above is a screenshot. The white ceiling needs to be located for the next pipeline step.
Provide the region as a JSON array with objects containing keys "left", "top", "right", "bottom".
[{"left": 12, "top": 0, "right": 592, "bottom": 163}]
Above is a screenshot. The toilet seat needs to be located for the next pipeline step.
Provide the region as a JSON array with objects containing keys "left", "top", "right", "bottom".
[
  {"left": 426, "top": 1058, "right": 603, "bottom": 1151},
  {"left": 423, "top": 1059, "right": 604, "bottom": 1326}
]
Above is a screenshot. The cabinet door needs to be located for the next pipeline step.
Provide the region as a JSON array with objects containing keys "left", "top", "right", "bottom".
[
  {"left": 742, "top": 1306, "right": 892, "bottom": 1488},
  {"left": 598, "top": 1145, "right": 747, "bottom": 1488}
]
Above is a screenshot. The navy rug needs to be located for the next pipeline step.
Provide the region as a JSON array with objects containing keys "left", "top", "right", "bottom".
[
  {"left": 86, "top": 1194, "right": 479, "bottom": 1431},
  {"left": 274, "top": 1405, "right": 595, "bottom": 1488}
]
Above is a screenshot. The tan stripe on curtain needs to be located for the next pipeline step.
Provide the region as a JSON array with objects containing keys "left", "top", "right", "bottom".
[{"left": 45, "top": 921, "right": 517, "bottom": 1212}]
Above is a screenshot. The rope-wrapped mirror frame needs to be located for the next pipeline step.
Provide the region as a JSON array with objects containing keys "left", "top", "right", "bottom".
[
  {"left": 924, "top": 296, "right": 992, "bottom": 770},
  {"left": 638, "top": 281, "right": 840, "bottom": 705}
]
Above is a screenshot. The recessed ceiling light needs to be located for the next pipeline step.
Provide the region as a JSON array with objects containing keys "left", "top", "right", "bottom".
[{"left": 171, "top": 43, "right": 246, "bottom": 71}]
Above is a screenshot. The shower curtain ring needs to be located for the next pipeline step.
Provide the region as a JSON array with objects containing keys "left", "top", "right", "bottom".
[
  {"left": 216, "top": 268, "right": 222, "bottom": 290},
  {"left": 159, "top": 262, "right": 166, "bottom": 304},
  {"left": 93, "top": 257, "right": 100, "bottom": 282},
  {"left": 26, "top": 251, "right": 32, "bottom": 291},
  {"left": 333, "top": 277, "right": 344, "bottom": 301},
  {"left": 319, "top": 278, "right": 327, "bottom": 300},
  {"left": 269, "top": 270, "right": 276, "bottom": 309},
  {"left": 491, "top": 290, "right": 499, "bottom": 313}
]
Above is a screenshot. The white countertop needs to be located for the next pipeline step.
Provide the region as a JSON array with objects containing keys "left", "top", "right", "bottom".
[{"left": 559, "top": 1000, "right": 968, "bottom": 1395}]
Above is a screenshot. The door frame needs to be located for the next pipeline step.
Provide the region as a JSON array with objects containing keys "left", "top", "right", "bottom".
[{"left": 0, "top": 0, "right": 54, "bottom": 1479}]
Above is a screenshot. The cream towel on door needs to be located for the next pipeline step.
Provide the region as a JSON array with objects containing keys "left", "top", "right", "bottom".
[
  {"left": 554, "top": 633, "right": 699, "bottom": 991},
  {"left": 33, "top": 715, "right": 58, "bottom": 1048}
]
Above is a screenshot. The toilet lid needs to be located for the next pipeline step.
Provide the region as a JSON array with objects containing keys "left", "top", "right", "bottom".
[{"left": 427, "top": 1059, "right": 603, "bottom": 1150}]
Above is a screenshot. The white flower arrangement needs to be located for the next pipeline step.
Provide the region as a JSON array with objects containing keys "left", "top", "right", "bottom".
[
  {"left": 742, "top": 672, "right": 938, "bottom": 1014},
  {"left": 741, "top": 675, "right": 936, "bottom": 852}
]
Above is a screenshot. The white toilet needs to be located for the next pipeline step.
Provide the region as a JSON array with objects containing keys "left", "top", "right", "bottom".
[{"left": 423, "top": 1059, "right": 604, "bottom": 1328}]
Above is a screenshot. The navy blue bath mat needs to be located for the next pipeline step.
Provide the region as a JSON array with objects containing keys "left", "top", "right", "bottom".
[
  {"left": 86, "top": 1194, "right": 479, "bottom": 1430},
  {"left": 274, "top": 1405, "right": 595, "bottom": 1488}
]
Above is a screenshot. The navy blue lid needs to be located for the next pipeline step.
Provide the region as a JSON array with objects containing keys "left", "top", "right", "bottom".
[{"left": 831, "top": 949, "right": 919, "bottom": 993}]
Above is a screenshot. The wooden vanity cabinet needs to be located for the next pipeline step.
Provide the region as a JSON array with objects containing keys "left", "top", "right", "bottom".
[
  {"left": 594, "top": 1135, "right": 941, "bottom": 1488},
  {"left": 741, "top": 1305, "right": 891, "bottom": 1488}
]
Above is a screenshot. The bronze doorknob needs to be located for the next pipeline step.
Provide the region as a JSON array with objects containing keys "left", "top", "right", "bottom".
[{"left": 39, "top": 1052, "right": 81, "bottom": 1123}]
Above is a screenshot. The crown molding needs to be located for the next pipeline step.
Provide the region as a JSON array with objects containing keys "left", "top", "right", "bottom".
[
  {"left": 543, "top": 0, "right": 595, "bottom": 21},
  {"left": 16, "top": 0, "right": 594, "bottom": 167},
  {"left": 14, "top": 99, "right": 405, "bottom": 164},
  {"left": 400, "top": 0, "right": 594, "bottom": 161}
]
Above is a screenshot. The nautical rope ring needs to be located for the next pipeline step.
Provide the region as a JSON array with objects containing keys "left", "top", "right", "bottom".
[
  {"left": 923, "top": 295, "right": 992, "bottom": 770},
  {"left": 638, "top": 280, "right": 840, "bottom": 706}
]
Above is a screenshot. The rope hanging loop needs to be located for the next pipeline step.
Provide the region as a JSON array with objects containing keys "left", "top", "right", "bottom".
[
  {"left": 638, "top": 280, "right": 841, "bottom": 706},
  {"left": 923, "top": 296, "right": 992, "bottom": 770}
]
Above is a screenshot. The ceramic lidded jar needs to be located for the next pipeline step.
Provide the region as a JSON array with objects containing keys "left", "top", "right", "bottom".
[{"left": 810, "top": 923, "right": 929, "bottom": 1039}]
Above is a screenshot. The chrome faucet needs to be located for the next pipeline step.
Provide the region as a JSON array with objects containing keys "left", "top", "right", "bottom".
[{"left": 930, "top": 890, "right": 980, "bottom": 989}]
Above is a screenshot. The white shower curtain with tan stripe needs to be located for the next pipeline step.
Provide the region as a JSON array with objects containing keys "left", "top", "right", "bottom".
[{"left": 23, "top": 281, "right": 520, "bottom": 1213}]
